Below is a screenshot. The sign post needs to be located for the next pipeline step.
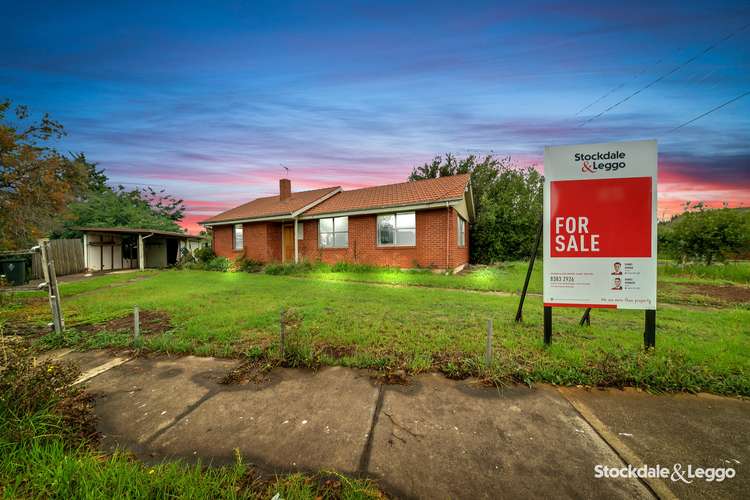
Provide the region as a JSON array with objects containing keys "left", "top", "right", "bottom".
[{"left": 543, "top": 140, "right": 657, "bottom": 347}]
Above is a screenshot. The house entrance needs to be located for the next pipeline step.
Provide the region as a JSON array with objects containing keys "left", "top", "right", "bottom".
[{"left": 282, "top": 224, "right": 295, "bottom": 262}]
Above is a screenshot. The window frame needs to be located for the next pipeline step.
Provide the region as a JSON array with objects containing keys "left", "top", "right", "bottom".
[
  {"left": 318, "top": 216, "right": 348, "bottom": 248},
  {"left": 377, "top": 211, "right": 417, "bottom": 247},
  {"left": 457, "top": 215, "right": 466, "bottom": 248},
  {"left": 233, "top": 223, "right": 243, "bottom": 250}
]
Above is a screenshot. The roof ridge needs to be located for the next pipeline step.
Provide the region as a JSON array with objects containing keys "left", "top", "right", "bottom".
[{"left": 339, "top": 173, "right": 469, "bottom": 194}]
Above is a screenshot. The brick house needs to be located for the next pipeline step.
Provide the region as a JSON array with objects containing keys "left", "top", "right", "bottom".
[{"left": 201, "top": 174, "right": 475, "bottom": 271}]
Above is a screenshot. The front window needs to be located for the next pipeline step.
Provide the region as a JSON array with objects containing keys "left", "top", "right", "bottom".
[
  {"left": 233, "top": 224, "right": 243, "bottom": 250},
  {"left": 378, "top": 212, "right": 416, "bottom": 246},
  {"left": 457, "top": 216, "right": 466, "bottom": 247},
  {"left": 319, "top": 216, "right": 348, "bottom": 248}
]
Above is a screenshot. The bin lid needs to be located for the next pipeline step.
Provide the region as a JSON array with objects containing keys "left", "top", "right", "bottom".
[{"left": 0, "top": 257, "right": 27, "bottom": 263}]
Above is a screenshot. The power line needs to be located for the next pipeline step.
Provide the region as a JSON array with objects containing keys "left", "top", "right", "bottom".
[
  {"left": 578, "top": 22, "right": 749, "bottom": 127},
  {"left": 573, "top": 58, "right": 665, "bottom": 116},
  {"left": 663, "top": 90, "right": 750, "bottom": 134}
]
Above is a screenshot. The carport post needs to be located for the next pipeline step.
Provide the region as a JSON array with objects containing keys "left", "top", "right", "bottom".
[
  {"left": 82, "top": 233, "right": 89, "bottom": 270},
  {"left": 138, "top": 234, "right": 145, "bottom": 270}
]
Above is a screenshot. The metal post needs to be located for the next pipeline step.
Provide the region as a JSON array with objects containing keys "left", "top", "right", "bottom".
[
  {"left": 644, "top": 310, "right": 656, "bottom": 348},
  {"left": 279, "top": 308, "right": 286, "bottom": 361},
  {"left": 485, "top": 319, "right": 493, "bottom": 367},
  {"left": 133, "top": 305, "right": 140, "bottom": 341},
  {"left": 515, "top": 215, "right": 543, "bottom": 322},
  {"left": 579, "top": 308, "right": 591, "bottom": 326},
  {"left": 543, "top": 306, "right": 552, "bottom": 345}
]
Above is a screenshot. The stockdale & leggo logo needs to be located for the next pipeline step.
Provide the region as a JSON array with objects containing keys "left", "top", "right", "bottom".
[
  {"left": 575, "top": 150, "right": 626, "bottom": 173},
  {"left": 594, "top": 463, "right": 737, "bottom": 483}
]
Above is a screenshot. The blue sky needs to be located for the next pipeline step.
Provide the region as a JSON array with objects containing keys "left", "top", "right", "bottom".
[{"left": 2, "top": 0, "right": 748, "bottom": 230}]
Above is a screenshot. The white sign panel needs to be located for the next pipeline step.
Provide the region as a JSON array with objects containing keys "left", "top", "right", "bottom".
[{"left": 543, "top": 140, "right": 657, "bottom": 310}]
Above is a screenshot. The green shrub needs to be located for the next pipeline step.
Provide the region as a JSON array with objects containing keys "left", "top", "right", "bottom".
[
  {"left": 329, "top": 261, "right": 378, "bottom": 273},
  {"left": 193, "top": 246, "right": 215, "bottom": 263},
  {"left": 205, "top": 256, "right": 230, "bottom": 272},
  {"left": 264, "top": 262, "right": 313, "bottom": 275},
  {"left": 235, "top": 257, "right": 263, "bottom": 273}
]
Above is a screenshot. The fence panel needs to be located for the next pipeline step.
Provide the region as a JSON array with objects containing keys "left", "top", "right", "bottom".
[{"left": 50, "top": 238, "right": 84, "bottom": 276}]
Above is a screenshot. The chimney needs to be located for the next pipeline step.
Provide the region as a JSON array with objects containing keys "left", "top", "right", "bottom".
[{"left": 279, "top": 178, "right": 291, "bottom": 201}]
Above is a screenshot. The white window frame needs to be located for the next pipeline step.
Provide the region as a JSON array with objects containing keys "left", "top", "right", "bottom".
[
  {"left": 457, "top": 215, "right": 466, "bottom": 248},
  {"left": 233, "top": 224, "right": 243, "bottom": 250},
  {"left": 297, "top": 221, "right": 304, "bottom": 240},
  {"left": 377, "top": 211, "right": 416, "bottom": 247},
  {"left": 319, "top": 216, "right": 348, "bottom": 248}
]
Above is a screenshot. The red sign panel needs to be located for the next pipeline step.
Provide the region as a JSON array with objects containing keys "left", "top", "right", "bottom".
[{"left": 550, "top": 177, "right": 652, "bottom": 258}]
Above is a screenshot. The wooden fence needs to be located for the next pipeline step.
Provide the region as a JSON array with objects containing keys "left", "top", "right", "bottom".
[{"left": 30, "top": 239, "right": 85, "bottom": 279}]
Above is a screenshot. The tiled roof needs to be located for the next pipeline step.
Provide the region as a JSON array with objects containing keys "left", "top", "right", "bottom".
[
  {"left": 305, "top": 174, "right": 471, "bottom": 216},
  {"left": 201, "top": 186, "right": 340, "bottom": 224}
]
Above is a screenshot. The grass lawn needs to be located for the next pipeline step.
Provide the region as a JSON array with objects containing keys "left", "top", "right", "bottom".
[
  {"left": 2, "top": 265, "right": 748, "bottom": 395},
  {"left": 266, "top": 260, "right": 750, "bottom": 305}
]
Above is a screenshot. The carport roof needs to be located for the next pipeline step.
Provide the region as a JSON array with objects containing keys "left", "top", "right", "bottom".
[{"left": 73, "top": 227, "right": 203, "bottom": 239}]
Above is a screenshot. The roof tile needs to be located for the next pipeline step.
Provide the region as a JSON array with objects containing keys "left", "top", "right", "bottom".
[
  {"left": 201, "top": 186, "right": 340, "bottom": 224},
  {"left": 305, "top": 174, "right": 470, "bottom": 216}
]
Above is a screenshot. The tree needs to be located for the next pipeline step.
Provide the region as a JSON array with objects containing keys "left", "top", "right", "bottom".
[
  {"left": 58, "top": 186, "right": 185, "bottom": 238},
  {"left": 409, "top": 154, "right": 543, "bottom": 263},
  {"left": 0, "top": 100, "right": 91, "bottom": 250},
  {"left": 659, "top": 203, "right": 750, "bottom": 264}
]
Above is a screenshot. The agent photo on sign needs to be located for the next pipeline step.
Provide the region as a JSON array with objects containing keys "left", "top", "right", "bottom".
[
  {"left": 612, "top": 277, "right": 623, "bottom": 290},
  {"left": 612, "top": 262, "right": 622, "bottom": 275}
]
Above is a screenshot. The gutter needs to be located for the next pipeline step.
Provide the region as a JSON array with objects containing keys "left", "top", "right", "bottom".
[{"left": 299, "top": 198, "right": 465, "bottom": 221}]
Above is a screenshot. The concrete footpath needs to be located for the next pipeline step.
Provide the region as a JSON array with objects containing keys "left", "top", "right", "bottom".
[{"left": 47, "top": 349, "right": 748, "bottom": 499}]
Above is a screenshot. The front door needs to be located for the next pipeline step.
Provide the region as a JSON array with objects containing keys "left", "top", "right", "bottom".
[{"left": 282, "top": 224, "right": 295, "bottom": 262}]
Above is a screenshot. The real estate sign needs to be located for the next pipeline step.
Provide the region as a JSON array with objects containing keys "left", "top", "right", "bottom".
[{"left": 543, "top": 140, "right": 657, "bottom": 310}]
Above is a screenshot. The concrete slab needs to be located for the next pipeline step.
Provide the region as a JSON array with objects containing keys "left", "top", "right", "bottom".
[
  {"left": 564, "top": 388, "right": 749, "bottom": 500},
  {"left": 86, "top": 355, "right": 238, "bottom": 457},
  {"left": 61, "top": 349, "right": 126, "bottom": 373},
  {"left": 366, "top": 374, "right": 650, "bottom": 500},
  {"left": 149, "top": 366, "right": 380, "bottom": 473}
]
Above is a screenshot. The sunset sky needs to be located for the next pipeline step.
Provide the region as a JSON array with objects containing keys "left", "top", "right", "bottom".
[{"left": 2, "top": 1, "right": 748, "bottom": 233}]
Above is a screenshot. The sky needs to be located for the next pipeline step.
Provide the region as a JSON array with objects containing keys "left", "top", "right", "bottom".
[{"left": 1, "top": 0, "right": 748, "bottom": 233}]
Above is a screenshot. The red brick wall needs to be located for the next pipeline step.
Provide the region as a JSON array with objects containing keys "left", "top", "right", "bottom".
[
  {"left": 213, "top": 221, "right": 279, "bottom": 262},
  {"left": 212, "top": 207, "right": 470, "bottom": 269},
  {"left": 299, "top": 207, "right": 469, "bottom": 269}
]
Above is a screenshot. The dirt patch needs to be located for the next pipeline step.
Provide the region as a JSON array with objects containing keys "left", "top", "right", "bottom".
[
  {"left": 76, "top": 310, "right": 172, "bottom": 336},
  {"left": 2, "top": 322, "right": 51, "bottom": 337},
  {"left": 373, "top": 369, "right": 410, "bottom": 385},
  {"left": 55, "top": 391, "right": 100, "bottom": 445},
  {"left": 431, "top": 352, "right": 480, "bottom": 380},
  {"left": 318, "top": 343, "right": 357, "bottom": 359},
  {"left": 681, "top": 283, "right": 750, "bottom": 305},
  {"left": 220, "top": 357, "right": 276, "bottom": 385}
]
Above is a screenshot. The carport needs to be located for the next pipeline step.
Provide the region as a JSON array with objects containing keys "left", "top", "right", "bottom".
[{"left": 75, "top": 227, "right": 203, "bottom": 271}]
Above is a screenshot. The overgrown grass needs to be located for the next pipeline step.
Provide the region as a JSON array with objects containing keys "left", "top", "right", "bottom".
[
  {"left": 0, "top": 344, "right": 382, "bottom": 499},
  {"left": 659, "top": 261, "right": 750, "bottom": 284},
  {"left": 6, "top": 269, "right": 747, "bottom": 396},
  {"left": 261, "top": 261, "right": 540, "bottom": 294},
  {"left": 258, "top": 260, "right": 749, "bottom": 307},
  {"left": 2, "top": 441, "right": 382, "bottom": 499}
]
